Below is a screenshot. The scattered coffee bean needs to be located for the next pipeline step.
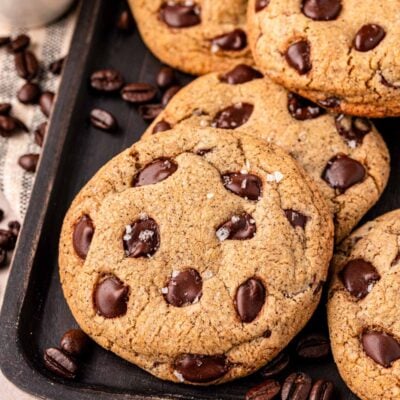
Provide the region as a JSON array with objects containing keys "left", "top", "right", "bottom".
[
  {"left": 117, "top": 10, "right": 134, "bottom": 32},
  {"left": 60, "top": 329, "right": 89, "bottom": 357},
  {"left": 156, "top": 66, "right": 176, "bottom": 89},
  {"left": 281, "top": 372, "right": 312, "bottom": 400},
  {"left": 8, "top": 221, "right": 20, "bottom": 237},
  {"left": 43, "top": 347, "right": 78, "bottom": 379},
  {"left": 7, "top": 34, "right": 30, "bottom": 53},
  {"left": 245, "top": 379, "right": 281, "bottom": 400},
  {"left": 0, "top": 229, "right": 16, "bottom": 251},
  {"left": 0, "top": 103, "right": 11, "bottom": 115},
  {"left": 49, "top": 57, "right": 65, "bottom": 75},
  {"left": 18, "top": 153, "right": 39, "bottom": 172},
  {"left": 0, "top": 115, "right": 28, "bottom": 137},
  {"left": 296, "top": 334, "right": 330, "bottom": 359},
  {"left": 309, "top": 379, "right": 334, "bottom": 400},
  {"left": 162, "top": 85, "right": 181, "bottom": 106},
  {"left": 14, "top": 50, "right": 39, "bottom": 80},
  {"left": 90, "top": 108, "right": 118, "bottom": 131},
  {"left": 17, "top": 82, "right": 41, "bottom": 104},
  {"left": 39, "top": 91, "right": 55, "bottom": 117},
  {"left": 34, "top": 122, "right": 47, "bottom": 147},
  {"left": 90, "top": 69, "right": 124, "bottom": 92},
  {"left": 260, "top": 351, "right": 290, "bottom": 378},
  {"left": 0, "top": 248, "right": 6, "bottom": 268},
  {"left": 138, "top": 104, "right": 163, "bottom": 121},
  {"left": 121, "top": 83, "right": 157, "bottom": 103},
  {"left": 0, "top": 36, "right": 11, "bottom": 47},
  {"left": 152, "top": 120, "right": 172, "bottom": 134}
]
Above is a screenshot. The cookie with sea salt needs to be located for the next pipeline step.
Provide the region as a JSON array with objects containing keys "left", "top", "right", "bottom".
[{"left": 59, "top": 125, "right": 333, "bottom": 384}]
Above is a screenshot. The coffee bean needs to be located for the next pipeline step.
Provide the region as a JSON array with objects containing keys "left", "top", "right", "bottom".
[
  {"left": 117, "top": 10, "right": 134, "bottom": 32},
  {"left": 160, "top": 3, "right": 201, "bottom": 28},
  {"left": 216, "top": 214, "right": 256, "bottom": 241},
  {"left": 0, "top": 229, "right": 16, "bottom": 251},
  {"left": 8, "top": 220, "right": 20, "bottom": 237},
  {"left": 301, "top": 0, "right": 342, "bottom": 21},
  {"left": 255, "top": 0, "right": 270, "bottom": 12},
  {"left": 287, "top": 92, "right": 325, "bottom": 120},
  {"left": 212, "top": 103, "right": 254, "bottom": 129},
  {"left": 0, "top": 36, "right": 11, "bottom": 47},
  {"left": 14, "top": 50, "right": 39, "bottom": 80},
  {"left": 60, "top": 329, "right": 89, "bottom": 357},
  {"left": 335, "top": 114, "right": 371, "bottom": 146},
  {"left": 90, "top": 108, "right": 118, "bottom": 131},
  {"left": 309, "top": 379, "right": 334, "bottom": 400},
  {"left": 152, "top": 120, "right": 172, "bottom": 134},
  {"left": 17, "top": 82, "right": 41, "bottom": 104},
  {"left": 7, "top": 34, "right": 30, "bottom": 53},
  {"left": 49, "top": 57, "right": 65, "bottom": 75},
  {"left": 260, "top": 351, "right": 290, "bottom": 378},
  {"left": 164, "top": 269, "right": 203, "bottom": 307},
  {"left": 296, "top": 334, "right": 330, "bottom": 359},
  {"left": 0, "top": 248, "right": 6, "bottom": 268},
  {"left": 43, "top": 347, "right": 78, "bottom": 379},
  {"left": 245, "top": 379, "right": 281, "bottom": 400},
  {"left": 284, "top": 209, "right": 308, "bottom": 229},
  {"left": 39, "top": 91, "right": 55, "bottom": 117},
  {"left": 281, "top": 372, "right": 312, "bottom": 400},
  {"left": 90, "top": 69, "right": 124, "bottom": 92},
  {"left": 34, "top": 122, "right": 47, "bottom": 147},
  {"left": 123, "top": 218, "right": 160, "bottom": 258},
  {"left": 222, "top": 173, "right": 262, "bottom": 200},
  {"left": 156, "top": 66, "right": 176, "bottom": 89},
  {"left": 219, "top": 64, "right": 263, "bottom": 85},
  {"left": 138, "top": 104, "right": 164, "bottom": 121},
  {"left": 354, "top": 24, "right": 386, "bottom": 52},
  {"left": 73, "top": 215, "right": 94, "bottom": 260},
  {"left": 162, "top": 85, "right": 181, "bottom": 106},
  {"left": 362, "top": 331, "right": 400, "bottom": 368},
  {"left": 0, "top": 115, "right": 28, "bottom": 137},
  {"left": 18, "top": 153, "right": 39, "bottom": 172},
  {"left": 174, "top": 354, "right": 228, "bottom": 383},
  {"left": 121, "top": 83, "right": 157, "bottom": 103},
  {"left": 285, "top": 40, "right": 312, "bottom": 75},
  {"left": 0, "top": 103, "right": 11, "bottom": 116},
  {"left": 93, "top": 275, "right": 130, "bottom": 318},
  {"left": 235, "top": 277, "right": 266, "bottom": 323},
  {"left": 133, "top": 158, "right": 178, "bottom": 186},
  {"left": 339, "top": 258, "right": 380, "bottom": 299},
  {"left": 211, "top": 29, "right": 247, "bottom": 51}
]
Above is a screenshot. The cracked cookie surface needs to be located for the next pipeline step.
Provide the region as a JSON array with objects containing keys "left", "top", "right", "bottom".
[
  {"left": 328, "top": 210, "right": 400, "bottom": 400},
  {"left": 143, "top": 66, "right": 390, "bottom": 242},
  {"left": 59, "top": 126, "right": 333, "bottom": 384},
  {"left": 247, "top": 0, "right": 400, "bottom": 117}
]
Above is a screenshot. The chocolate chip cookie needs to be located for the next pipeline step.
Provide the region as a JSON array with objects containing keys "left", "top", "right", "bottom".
[
  {"left": 247, "top": 0, "right": 400, "bottom": 117},
  {"left": 328, "top": 210, "right": 400, "bottom": 399},
  {"left": 59, "top": 125, "right": 333, "bottom": 384},
  {"left": 143, "top": 65, "right": 390, "bottom": 242},
  {"left": 128, "top": 0, "right": 254, "bottom": 75}
]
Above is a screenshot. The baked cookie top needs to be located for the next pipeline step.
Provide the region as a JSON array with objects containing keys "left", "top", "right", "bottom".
[
  {"left": 143, "top": 65, "right": 390, "bottom": 242},
  {"left": 247, "top": 0, "right": 400, "bottom": 117},
  {"left": 328, "top": 210, "right": 400, "bottom": 400},
  {"left": 128, "top": 0, "right": 254, "bottom": 75},
  {"left": 59, "top": 126, "right": 333, "bottom": 385}
]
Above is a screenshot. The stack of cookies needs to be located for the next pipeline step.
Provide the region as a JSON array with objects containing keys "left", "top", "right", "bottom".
[{"left": 59, "top": 1, "right": 400, "bottom": 398}]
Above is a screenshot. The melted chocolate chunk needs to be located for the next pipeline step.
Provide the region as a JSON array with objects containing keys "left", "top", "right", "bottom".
[
  {"left": 219, "top": 64, "right": 263, "bottom": 85},
  {"left": 72, "top": 215, "right": 94, "bottom": 259},
  {"left": 285, "top": 40, "right": 312, "bottom": 75},
  {"left": 160, "top": 3, "right": 201, "bottom": 28},
  {"left": 235, "top": 277, "right": 266, "bottom": 323},
  {"left": 288, "top": 92, "right": 325, "bottom": 120},
  {"left": 362, "top": 331, "right": 400, "bottom": 368},
  {"left": 133, "top": 158, "right": 178, "bottom": 186},
  {"left": 164, "top": 269, "right": 202, "bottom": 307},
  {"left": 301, "top": 0, "right": 342, "bottom": 21},
  {"left": 284, "top": 209, "right": 308, "bottom": 229},
  {"left": 216, "top": 214, "right": 256, "bottom": 241},
  {"left": 211, "top": 29, "right": 247, "bottom": 51},
  {"left": 335, "top": 114, "right": 372, "bottom": 146},
  {"left": 222, "top": 173, "right": 262, "bottom": 200},
  {"left": 354, "top": 24, "right": 386, "bottom": 52},
  {"left": 212, "top": 103, "right": 254, "bottom": 129},
  {"left": 255, "top": 0, "right": 270, "bottom": 12}
]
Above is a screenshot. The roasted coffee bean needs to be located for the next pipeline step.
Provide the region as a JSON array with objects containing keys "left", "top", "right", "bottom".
[
  {"left": 0, "top": 248, "right": 6, "bottom": 268},
  {"left": 7, "top": 34, "right": 30, "bottom": 53},
  {"left": 222, "top": 173, "right": 262, "bottom": 200},
  {"left": 121, "top": 83, "right": 157, "bottom": 103},
  {"left": 284, "top": 209, "right": 308, "bottom": 229},
  {"left": 8, "top": 220, "right": 20, "bottom": 237},
  {"left": 309, "top": 379, "right": 334, "bottom": 400},
  {"left": 39, "top": 91, "right": 55, "bottom": 117},
  {"left": 90, "top": 108, "right": 118, "bottom": 131},
  {"left": 49, "top": 57, "right": 65, "bottom": 75},
  {"left": 235, "top": 277, "right": 266, "bottom": 323},
  {"left": 17, "top": 82, "right": 41, "bottom": 104},
  {"left": 0, "top": 103, "right": 11, "bottom": 115},
  {"left": 73, "top": 215, "right": 94, "bottom": 259},
  {"left": 90, "top": 69, "right": 124, "bottom": 92},
  {"left": 255, "top": 0, "right": 270, "bottom": 12},
  {"left": 14, "top": 50, "right": 39, "bottom": 80},
  {"left": 162, "top": 85, "right": 181, "bottom": 106},
  {"left": 43, "top": 347, "right": 78, "bottom": 379},
  {"left": 287, "top": 92, "right": 325, "bottom": 120},
  {"left": 18, "top": 153, "right": 39, "bottom": 173},
  {"left": 216, "top": 214, "right": 256, "bottom": 241},
  {"left": 160, "top": 3, "right": 201, "bottom": 28},
  {"left": 156, "top": 66, "right": 176, "bottom": 88},
  {"left": 245, "top": 379, "right": 281, "bottom": 400},
  {"left": 362, "top": 330, "right": 400, "bottom": 368},
  {"left": 219, "top": 64, "right": 263, "bottom": 85},
  {"left": 354, "top": 24, "right": 386, "bottom": 52},
  {"left": 133, "top": 158, "right": 178, "bottom": 186},
  {"left": 117, "top": 10, "right": 134, "bottom": 32},
  {"left": 152, "top": 120, "right": 172, "bottom": 134},
  {"left": 0, "top": 36, "right": 11, "bottom": 47},
  {"left": 60, "top": 329, "right": 89, "bottom": 357},
  {"left": 260, "top": 351, "right": 290, "bottom": 378},
  {"left": 34, "top": 122, "right": 47, "bottom": 147},
  {"left": 0, "top": 115, "right": 28, "bottom": 137},
  {"left": 138, "top": 104, "right": 163, "bottom": 121},
  {"left": 0, "top": 229, "right": 16, "bottom": 251},
  {"left": 285, "top": 40, "right": 312, "bottom": 75},
  {"left": 296, "top": 334, "right": 330, "bottom": 359},
  {"left": 211, "top": 29, "right": 247, "bottom": 51},
  {"left": 281, "top": 372, "right": 312, "bottom": 400},
  {"left": 212, "top": 103, "right": 254, "bottom": 129},
  {"left": 301, "top": 0, "right": 342, "bottom": 21}
]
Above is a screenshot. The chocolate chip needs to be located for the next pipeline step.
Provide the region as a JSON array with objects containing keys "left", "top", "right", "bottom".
[
  {"left": 90, "top": 108, "right": 118, "bottom": 131},
  {"left": 123, "top": 217, "right": 160, "bottom": 258},
  {"left": 174, "top": 354, "right": 228, "bottom": 383},
  {"left": 60, "top": 329, "right": 89, "bottom": 357},
  {"left": 0, "top": 229, "right": 16, "bottom": 251},
  {"left": 391, "top": 251, "right": 400, "bottom": 267},
  {"left": 216, "top": 214, "right": 256, "bottom": 241},
  {"left": 212, "top": 103, "right": 253, "bottom": 129},
  {"left": 8, "top": 220, "right": 20, "bottom": 237},
  {"left": 301, "top": 0, "right": 342, "bottom": 21},
  {"left": 0, "top": 249, "right": 6, "bottom": 268},
  {"left": 362, "top": 331, "right": 400, "bottom": 368},
  {"left": 0, "top": 115, "right": 28, "bottom": 137},
  {"left": 133, "top": 158, "right": 178, "bottom": 186},
  {"left": 117, "top": 10, "right": 134, "bottom": 32},
  {"left": 17, "top": 82, "right": 41, "bottom": 104},
  {"left": 235, "top": 277, "right": 266, "bottom": 323},
  {"left": 211, "top": 29, "right": 247, "bottom": 51},
  {"left": 152, "top": 120, "right": 172, "bottom": 134},
  {"left": 222, "top": 173, "right": 262, "bottom": 200},
  {"left": 34, "top": 122, "right": 47, "bottom": 147},
  {"left": 18, "top": 153, "right": 39, "bottom": 173},
  {"left": 318, "top": 97, "right": 341, "bottom": 108},
  {"left": 14, "top": 50, "right": 39, "bottom": 81},
  {"left": 219, "top": 64, "right": 263, "bottom": 85},
  {"left": 281, "top": 372, "right": 312, "bottom": 400},
  {"left": 162, "top": 85, "right": 181, "bottom": 106},
  {"left": 0, "top": 103, "right": 11, "bottom": 116},
  {"left": 39, "top": 91, "right": 55, "bottom": 117},
  {"left": 160, "top": 3, "right": 201, "bottom": 28},
  {"left": 322, "top": 154, "right": 365, "bottom": 192},
  {"left": 43, "top": 347, "right": 78, "bottom": 379},
  {"left": 284, "top": 209, "right": 308, "bottom": 229},
  {"left": 335, "top": 114, "right": 371, "bottom": 146},
  {"left": 93, "top": 275, "right": 129, "bottom": 318},
  {"left": 354, "top": 24, "right": 386, "bottom": 52},
  {"left": 139, "top": 104, "right": 164, "bottom": 121},
  {"left": 260, "top": 351, "right": 290, "bottom": 378},
  {"left": 285, "top": 40, "right": 312, "bottom": 75},
  {"left": 121, "top": 83, "right": 157, "bottom": 103},
  {"left": 0, "top": 36, "right": 11, "bottom": 47},
  {"left": 287, "top": 92, "right": 325, "bottom": 120},
  {"left": 156, "top": 66, "right": 176, "bottom": 89},
  {"left": 339, "top": 258, "right": 380, "bottom": 299},
  {"left": 72, "top": 215, "right": 94, "bottom": 260},
  {"left": 245, "top": 379, "right": 281, "bottom": 400},
  {"left": 309, "top": 379, "right": 334, "bottom": 400},
  {"left": 255, "top": 0, "right": 270, "bottom": 12},
  {"left": 49, "top": 57, "right": 65, "bottom": 75},
  {"left": 296, "top": 334, "right": 330, "bottom": 359},
  {"left": 164, "top": 269, "right": 202, "bottom": 307},
  {"left": 380, "top": 73, "right": 400, "bottom": 89},
  {"left": 7, "top": 34, "right": 30, "bottom": 53},
  {"left": 196, "top": 148, "right": 212, "bottom": 156},
  {"left": 90, "top": 69, "right": 124, "bottom": 92}
]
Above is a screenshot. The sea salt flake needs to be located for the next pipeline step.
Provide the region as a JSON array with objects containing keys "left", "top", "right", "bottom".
[
  {"left": 123, "top": 234, "right": 132, "bottom": 241},
  {"left": 203, "top": 270, "right": 213, "bottom": 279},
  {"left": 207, "top": 193, "right": 214, "bottom": 199},
  {"left": 139, "top": 212, "right": 148, "bottom": 220},
  {"left": 199, "top": 119, "right": 209, "bottom": 128},
  {"left": 125, "top": 225, "right": 132, "bottom": 234},
  {"left": 139, "top": 229, "right": 154, "bottom": 242},
  {"left": 216, "top": 227, "right": 230, "bottom": 241},
  {"left": 231, "top": 215, "right": 240, "bottom": 223},
  {"left": 240, "top": 168, "right": 248, "bottom": 174},
  {"left": 241, "top": 178, "right": 247, "bottom": 189},
  {"left": 173, "top": 370, "right": 185, "bottom": 382},
  {"left": 266, "top": 171, "right": 284, "bottom": 183},
  {"left": 348, "top": 140, "right": 357, "bottom": 149},
  {"left": 161, "top": 287, "right": 169, "bottom": 294},
  {"left": 172, "top": 270, "right": 180, "bottom": 278},
  {"left": 245, "top": 159, "right": 251, "bottom": 170},
  {"left": 211, "top": 43, "right": 220, "bottom": 53}
]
